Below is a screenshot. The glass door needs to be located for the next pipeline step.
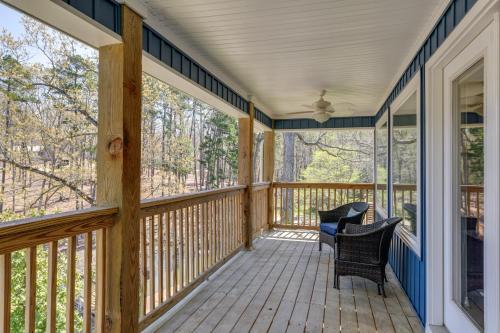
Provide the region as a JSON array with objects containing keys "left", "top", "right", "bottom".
[{"left": 452, "top": 60, "right": 485, "bottom": 330}]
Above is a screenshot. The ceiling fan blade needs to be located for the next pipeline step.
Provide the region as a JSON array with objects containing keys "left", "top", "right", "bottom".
[
  {"left": 301, "top": 104, "right": 315, "bottom": 109},
  {"left": 288, "top": 111, "right": 315, "bottom": 115}
]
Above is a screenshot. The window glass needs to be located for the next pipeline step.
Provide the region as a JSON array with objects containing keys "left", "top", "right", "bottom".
[
  {"left": 392, "top": 92, "right": 418, "bottom": 235},
  {"left": 453, "top": 60, "right": 484, "bottom": 328}
]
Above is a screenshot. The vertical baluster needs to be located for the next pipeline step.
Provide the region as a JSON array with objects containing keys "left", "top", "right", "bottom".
[
  {"left": 47, "top": 242, "right": 57, "bottom": 333},
  {"left": 158, "top": 214, "right": 164, "bottom": 303},
  {"left": 173, "top": 210, "right": 178, "bottom": 294},
  {"left": 96, "top": 229, "right": 106, "bottom": 332},
  {"left": 180, "top": 208, "right": 185, "bottom": 289},
  {"left": 321, "top": 188, "right": 325, "bottom": 212},
  {"left": 195, "top": 204, "right": 200, "bottom": 278},
  {"left": 191, "top": 204, "right": 195, "bottom": 280},
  {"left": 315, "top": 188, "right": 319, "bottom": 226},
  {"left": 148, "top": 217, "right": 155, "bottom": 310},
  {"left": 307, "top": 187, "right": 313, "bottom": 226},
  {"left": 25, "top": 246, "right": 37, "bottom": 333},
  {"left": 84, "top": 232, "right": 92, "bottom": 333},
  {"left": 203, "top": 202, "right": 208, "bottom": 270},
  {"left": 140, "top": 218, "right": 147, "bottom": 315},
  {"left": 186, "top": 207, "right": 191, "bottom": 284},
  {"left": 0, "top": 253, "right": 11, "bottom": 332},
  {"left": 297, "top": 187, "right": 301, "bottom": 227},
  {"left": 166, "top": 212, "right": 171, "bottom": 299},
  {"left": 66, "top": 237, "right": 76, "bottom": 333},
  {"left": 274, "top": 187, "right": 277, "bottom": 225}
]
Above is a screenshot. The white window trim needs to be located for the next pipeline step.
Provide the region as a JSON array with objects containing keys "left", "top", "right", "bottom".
[
  {"left": 425, "top": 1, "right": 500, "bottom": 332},
  {"left": 375, "top": 113, "right": 389, "bottom": 218},
  {"left": 389, "top": 73, "right": 421, "bottom": 258}
]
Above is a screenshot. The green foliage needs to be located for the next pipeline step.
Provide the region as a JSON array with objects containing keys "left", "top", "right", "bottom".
[{"left": 301, "top": 150, "right": 363, "bottom": 183}]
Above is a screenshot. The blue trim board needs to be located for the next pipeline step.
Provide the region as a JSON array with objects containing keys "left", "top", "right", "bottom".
[
  {"left": 64, "top": 0, "right": 121, "bottom": 34},
  {"left": 274, "top": 116, "right": 374, "bottom": 130},
  {"left": 375, "top": 0, "right": 478, "bottom": 122},
  {"left": 254, "top": 107, "right": 273, "bottom": 129},
  {"left": 143, "top": 24, "right": 249, "bottom": 115}
]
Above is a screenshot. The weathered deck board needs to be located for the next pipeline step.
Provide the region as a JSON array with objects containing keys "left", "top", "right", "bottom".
[{"left": 156, "top": 230, "right": 423, "bottom": 333}]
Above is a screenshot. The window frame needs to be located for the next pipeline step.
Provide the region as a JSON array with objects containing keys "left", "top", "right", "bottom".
[
  {"left": 389, "top": 72, "right": 421, "bottom": 257},
  {"left": 375, "top": 113, "right": 389, "bottom": 219}
]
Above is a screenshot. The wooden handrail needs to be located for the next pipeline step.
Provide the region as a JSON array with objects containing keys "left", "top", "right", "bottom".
[
  {"left": 252, "top": 182, "right": 271, "bottom": 191},
  {"left": 0, "top": 206, "right": 117, "bottom": 254},
  {"left": 140, "top": 185, "right": 245, "bottom": 211},
  {"left": 273, "top": 182, "right": 375, "bottom": 189}
]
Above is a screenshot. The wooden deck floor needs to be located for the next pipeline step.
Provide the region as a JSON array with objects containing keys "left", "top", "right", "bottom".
[{"left": 155, "top": 230, "right": 424, "bottom": 333}]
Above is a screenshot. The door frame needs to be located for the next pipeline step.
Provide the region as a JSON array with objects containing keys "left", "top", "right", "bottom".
[{"left": 426, "top": 1, "right": 500, "bottom": 332}]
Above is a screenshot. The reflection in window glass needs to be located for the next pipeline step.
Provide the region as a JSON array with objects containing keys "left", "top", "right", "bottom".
[
  {"left": 453, "top": 60, "right": 484, "bottom": 329},
  {"left": 392, "top": 93, "right": 418, "bottom": 236},
  {"left": 376, "top": 121, "right": 388, "bottom": 214}
]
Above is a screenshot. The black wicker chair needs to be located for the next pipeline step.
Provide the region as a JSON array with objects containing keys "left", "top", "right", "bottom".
[
  {"left": 318, "top": 202, "right": 369, "bottom": 252},
  {"left": 334, "top": 217, "right": 402, "bottom": 297}
]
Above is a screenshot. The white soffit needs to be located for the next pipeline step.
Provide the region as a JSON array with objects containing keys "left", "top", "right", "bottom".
[{"left": 139, "top": 0, "right": 447, "bottom": 118}]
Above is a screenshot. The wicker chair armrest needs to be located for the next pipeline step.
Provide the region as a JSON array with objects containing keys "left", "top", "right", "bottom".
[
  {"left": 344, "top": 220, "right": 385, "bottom": 234},
  {"left": 336, "top": 212, "right": 366, "bottom": 233},
  {"left": 318, "top": 207, "right": 347, "bottom": 223},
  {"left": 336, "top": 230, "right": 383, "bottom": 264}
]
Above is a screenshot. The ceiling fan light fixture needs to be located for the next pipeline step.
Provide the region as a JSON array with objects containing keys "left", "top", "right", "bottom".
[{"left": 312, "top": 113, "right": 331, "bottom": 123}]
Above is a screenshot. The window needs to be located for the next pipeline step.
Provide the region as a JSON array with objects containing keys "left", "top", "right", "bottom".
[
  {"left": 390, "top": 73, "right": 420, "bottom": 255},
  {"left": 375, "top": 116, "right": 389, "bottom": 217}
]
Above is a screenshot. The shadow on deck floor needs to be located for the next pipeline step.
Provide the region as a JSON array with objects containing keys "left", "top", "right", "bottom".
[{"left": 156, "top": 230, "right": 424, "bottom": 333}]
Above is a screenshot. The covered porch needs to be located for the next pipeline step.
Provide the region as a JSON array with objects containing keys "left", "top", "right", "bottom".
[
  {"left": 154, "top": 230, "right": 422, "bottom": 333},
  {"left": 0, "top": 0, "right": 495, "bottom": 332}
]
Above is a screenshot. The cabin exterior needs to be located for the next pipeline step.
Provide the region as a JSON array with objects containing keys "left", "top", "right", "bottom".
[{"left": 0, "top": 0, "right": 498, "bottom": 332}]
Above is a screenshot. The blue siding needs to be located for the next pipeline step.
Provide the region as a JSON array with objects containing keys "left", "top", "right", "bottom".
[
  {"left": 64, "top": 0, "right": 120, "bottom": 34},
  {"left": 274, "top": 116, "right": 374, "bottom": 130},
  {"left": 383, "top": 0, "right": 479, "bottom": 324}
]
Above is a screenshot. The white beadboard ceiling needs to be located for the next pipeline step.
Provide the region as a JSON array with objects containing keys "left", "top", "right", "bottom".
[{"left": 140, "top": 0, "right": 448, "bottom": 118}]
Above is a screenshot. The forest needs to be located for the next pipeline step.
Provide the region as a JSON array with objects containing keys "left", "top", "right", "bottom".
[{"left": 0, "top": 14, "right": 241, "bottom": 223}]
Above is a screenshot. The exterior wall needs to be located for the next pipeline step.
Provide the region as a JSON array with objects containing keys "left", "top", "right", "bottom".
[{"left": 383, "top": 0, "right": 478, "bottom": 325}]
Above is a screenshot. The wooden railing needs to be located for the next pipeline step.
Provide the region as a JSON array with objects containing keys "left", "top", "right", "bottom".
[
  {"left": 0, "top": 207, "right": 117, "bottom": 333},
  {"left": 252, "top": 182, "right": 271, "bottom": 238},
  {"left": 461, "top": 185, "right": 484, "bottom": 221},
  {"left": 392, "top": 183, "right": 483, "bottom": 220},
  {"left": 271, "top": 182, "right": 375, "bottom": 229},
  {"left": 138, "top": 186, "right": 245, "bottom": 330}
]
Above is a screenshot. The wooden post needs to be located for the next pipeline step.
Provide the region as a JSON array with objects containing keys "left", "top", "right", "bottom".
[
  {"left": 263, "top": 130, "right": 275, "bottom": 229},
  {"left": 238, "top": 102, "right": 254, "bottom": 249},
  {"left": 96, "top": 5, "right": 142, "bottom": 333}
]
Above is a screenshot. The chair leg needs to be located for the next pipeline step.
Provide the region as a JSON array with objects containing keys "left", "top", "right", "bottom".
[
  {"left": 319, "top": 240, "right": 322, "bottom": 251},
  {"left": 377, "top": 284, "right": 381, "bottom": 295},
  {"left": 381, "top": 283, "right": 386, "bottom": 298}
]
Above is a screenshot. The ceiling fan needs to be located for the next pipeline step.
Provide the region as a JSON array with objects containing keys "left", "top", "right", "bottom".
[{"left": 289, "top": 90, "right": 354, "bottom": 123}]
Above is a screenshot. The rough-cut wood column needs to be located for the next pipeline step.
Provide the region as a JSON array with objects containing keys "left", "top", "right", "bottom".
[
  {"left": 263, "top": 130, "right": 275, "bottom": 229},
  {"left": 238, "top": 102, "right": 254, "bottom": 249},
  {"left": 96, "top": 5, "right": 142, "bottom": 333}
]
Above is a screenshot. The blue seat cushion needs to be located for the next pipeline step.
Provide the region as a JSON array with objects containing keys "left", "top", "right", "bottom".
[{"left": 320, "top": 222, "right": 338, "bottom": 236}]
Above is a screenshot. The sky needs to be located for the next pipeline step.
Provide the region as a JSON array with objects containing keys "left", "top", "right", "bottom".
[{"left": 0, "top": 2, "right": 96, "bottom": 64}]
